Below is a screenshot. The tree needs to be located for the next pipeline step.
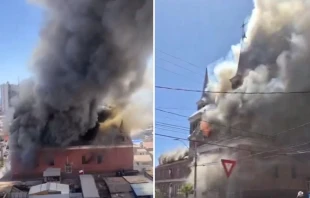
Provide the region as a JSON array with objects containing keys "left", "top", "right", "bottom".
[
  {"left": 156, "top": 188, "right": 165, "bottom": 198},
  {"left": 179, "top": 183, "right": 194, "bottom": 198}
]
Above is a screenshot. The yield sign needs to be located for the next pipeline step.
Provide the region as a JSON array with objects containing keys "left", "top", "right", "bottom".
[{"left": 221, "top": 159, "right": 236, "bottom": 178}]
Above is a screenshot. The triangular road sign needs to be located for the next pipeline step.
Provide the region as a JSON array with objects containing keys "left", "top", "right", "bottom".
[{"left": 221, "top": 159, "right": 236, "bottom": 178}]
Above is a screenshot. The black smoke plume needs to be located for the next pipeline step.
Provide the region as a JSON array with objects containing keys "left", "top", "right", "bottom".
[{"left": 9, "top": 0, "right": 153, "bottom": 166}]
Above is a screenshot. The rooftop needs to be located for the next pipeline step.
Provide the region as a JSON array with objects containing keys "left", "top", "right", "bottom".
[
  {"left": 134, "top": 155, "right": 152, "bottom": 162},
  {"left": 29, "top": 183, "right": 69, "bottom": 195},
  {"left": 136, "top": 148, "right": 147, "bottom": 152},
  {"left": 43, "top": 168, "right": 61, "bottom": 177},
  {"left": 142, "top": 141, "right": 153, "bottom": 149},
  {"left": 131, "top": 183, "right": 153, "bottom": 197},
  {"left": 79, "top": 175, "right": 100, "bottom": 198}
]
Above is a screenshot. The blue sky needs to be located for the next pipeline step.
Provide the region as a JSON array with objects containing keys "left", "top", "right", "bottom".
[
  {"left": 155, "top": 0, "right": 254, "bottom": 165},
  {"left": 0, "top": 1, "right": 42, "bottom": 84}
]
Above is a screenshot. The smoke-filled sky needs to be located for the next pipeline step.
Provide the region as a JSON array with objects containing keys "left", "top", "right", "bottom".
[
  {"left": 2, "top": 0, "right": 153, "bottom": 168},
  {"left": 155, "top": 0, "right": 254, "bottom": 166}
]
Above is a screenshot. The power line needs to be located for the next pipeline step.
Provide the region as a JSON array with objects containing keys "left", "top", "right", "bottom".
[
  {"left": 157, "top": 106, "right": 310, "bottom": 138},
  {"left": 158, "top": 57, "right": 204, "bottom": 77},
  {"left": 156, "top": 108, "right": 273, "bottom": 139},
  {"left": 156, "top": 127, "right": 189, "bottom": 135},
  {"left": 156, "top": 121, "right": 189, "bottom": 129},
  {"left": 156, "top": 85, "right": 310, "bottom": 95},
  {"left": 156, "top": 133, "right": 310, "bottom": 167},
  {"left": 274, "top": 120, "right": 310, "bottom": 136},
  {"left": 156, "top": 49, "right": 203, "bottom": 69},
  {"left": 156, "top": 125, "right": 188, "bottom": 132},
  {"left": 157, "top": 107, "right": 194, "bottom": 111},
  {"left": 156, "top": 133, "right": 257, "bottom": 152},
  {"left": 156, "top": 108, "right": 188, "bottom": 118},
  {"left": 156, "top": 65, "right": 202, "bottom": 85},
  {"left": 157, "top": 120, "right": 265, "bottom": 145}
]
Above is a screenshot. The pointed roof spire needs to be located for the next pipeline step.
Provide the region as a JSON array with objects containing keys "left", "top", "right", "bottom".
[{"left": 201, "top": 67, "right": 208, "bottom": 97}]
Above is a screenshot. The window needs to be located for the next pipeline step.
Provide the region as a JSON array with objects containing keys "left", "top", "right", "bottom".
[
  {"left": 97, "top": 155, "right": 103, "bottom": 164},
  {"left": 49, "top": 160, "right": 55, "bottom": 166},
  {"left": 292, "top": 165, "right": 297, "bottom": 179},
  {"left": 306, "top": 178, "right": 310, "bottom": 191},
  {"left": 82, "top": 156, "right": 86, "bottom": 164},
  {"left": 169, "top": 169, "right": 172, "bottom": 177},
  {"left": 274, "top": 165, "right": 279, "bottom": 178},
  {"left": 65, "top": 164, "right": 72, "bottom": 173}
]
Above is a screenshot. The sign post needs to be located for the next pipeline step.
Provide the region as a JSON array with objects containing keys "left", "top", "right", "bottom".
[{"left": 221, "top": 159, "right": 236, "bottom": 178}]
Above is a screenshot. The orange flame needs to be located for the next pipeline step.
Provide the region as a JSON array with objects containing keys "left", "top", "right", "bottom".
[{"left": 200, "top": 121, "right": 211, "bottom": 137}]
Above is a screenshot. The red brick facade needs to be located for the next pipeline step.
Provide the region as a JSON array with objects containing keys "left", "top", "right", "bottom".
[
  {"left": 11, "top": 145, "right": 133, "bottom": 178},
  {"left": 155, "top": 159, "right": 191, "bottom": 198}
]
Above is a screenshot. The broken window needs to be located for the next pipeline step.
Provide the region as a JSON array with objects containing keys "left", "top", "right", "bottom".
[
  {"left": 274, "top": 165, "right": 279, "bottom": 178},
  {"left": 65, "top": 164, "right": 72, "bottom": 173},
  {"left": 169, "top": 169, "right": 172, "bottom": 177},
  {"left": 292, "top": 165, "right": 297, "bottom": 179},
  {"left": 97, "top": 155, "right": 103, "bottom": 164},
  {"left": 82, "top": 156, "right": 86, "bottom": 164},
  {"left": 49, "top": 159, "right": 55, "bottom": 166}
]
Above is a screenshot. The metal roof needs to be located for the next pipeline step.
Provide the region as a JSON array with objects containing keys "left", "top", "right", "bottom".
[
  {"left": 29, "top": 194, "right": 69, "bottom": 198},
  {"left": 123, "top": 176, "right": 150, "bottom": 184},
  {"left": 43, "top": 168, "right": 61, "bottom": 177},
  {"left": 79, "top": 175, "right": 100, "bottom": 198},
  {"left": 29, "top": 183, "right": 69, "bottom": 195},
  {"left": 69, "top": 193, "right": 83, "bottom": 198},
  {"left": 130, "top": 183, "right": 153, "bottom": 196},
  {"left": 104, "top": 177, "right": 132, "bottom": 194},
  {"left": 8, "top": 192, "right": 28, "bottom": 198},
  {"left": 110, "top": 193, "right": 135, "bottom": 198}
]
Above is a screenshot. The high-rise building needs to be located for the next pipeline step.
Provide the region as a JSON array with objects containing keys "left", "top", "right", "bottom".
[{"left": 0, "top": 82, "right": 19, "bottom": 114}]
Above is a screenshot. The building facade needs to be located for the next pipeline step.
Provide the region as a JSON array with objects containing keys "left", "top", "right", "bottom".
[
  {"left": 0, "top": 82, "right": 19, "bottom": 114},
  {"left": 185, "top": 56, "right": 310, "bottom": 198},
  {"left": 11, "top": 144, "right": 134, "bottom": 179},
  {"left": 155, "top": 159, "right": 191, "bottom": 198},
  {"left": 134, "top": 155, "right": 153, "bottom": 172}
]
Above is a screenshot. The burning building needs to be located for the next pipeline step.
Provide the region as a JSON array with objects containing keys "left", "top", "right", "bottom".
[
  {"left": 185, "top": 0, "right": 310, "bottom": 197},
  {"left": 156, "top": 0, "right": 310, "bottom": 197},
  {"left": 7, "top": 0, "right": 153, "bottom": 179}
]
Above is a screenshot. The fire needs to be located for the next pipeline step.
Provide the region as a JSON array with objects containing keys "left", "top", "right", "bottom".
[{"left": 200, "top": 121, "right": 211, "bottom": 137}]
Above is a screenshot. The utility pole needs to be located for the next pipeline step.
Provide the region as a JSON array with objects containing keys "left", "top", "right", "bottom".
[
  {"left": 193, "top": 141, "right": 197, "bottom": 198},
  {"left": 175, "top": 138, "right": 198, "bottom": 197}
]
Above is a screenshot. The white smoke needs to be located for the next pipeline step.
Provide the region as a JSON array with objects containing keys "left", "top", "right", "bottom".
[
  {"left": 194, "top": 0, "right": 310, "bottom": 196},
  {"left": 203, "top": 0, "right": 310, "bottom": 144},
  {"left": 158, "top": 147, "right": 189, "bottom": 165}
]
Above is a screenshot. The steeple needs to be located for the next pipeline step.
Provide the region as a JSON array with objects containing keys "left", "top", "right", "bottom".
[{"left": 201, "top": 67, "right": 208, "bottom": 98}]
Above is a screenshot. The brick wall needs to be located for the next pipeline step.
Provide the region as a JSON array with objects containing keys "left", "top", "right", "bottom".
[
  {"left": 11, "top": 145, "right": 133, "bottom": 178},
  {"left": 155, "top": 159, "right": 190, "bottom": 181},
  {"left": 155, "top": 159, "right": 191, "bottom": 198}
]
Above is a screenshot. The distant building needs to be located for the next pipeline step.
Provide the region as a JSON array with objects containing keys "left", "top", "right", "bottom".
[
  {"left": 135, "top": 148, "right": 148, "bottom": 155},
  {"left": 11, "top": 144, "right": 134, "bottom": 179},
  {"left": 29, "top": 182, "right": 70, "bottom": 196},
  {"left": 134, "top": 155, "right": 152, "bottom": 172},
  {"left": 155, "top": 159, "right": 191, "bottom": 198},
  {"left": 182, "top": 47, "right": 310, "bottom": 198},
  {"left": 0, "top": 82, "right": 19, "bottom": 115},
  {"left": 142, "top": 141, "right": 153, "bottom": 152}
]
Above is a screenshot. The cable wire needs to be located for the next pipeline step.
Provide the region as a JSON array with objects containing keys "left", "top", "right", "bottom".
[
  {"left": 156, "top": 49, "right": 203, "bottom": 69},
  {"left": 156, "top": 85, "right": 310, "bottom": 95}
]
